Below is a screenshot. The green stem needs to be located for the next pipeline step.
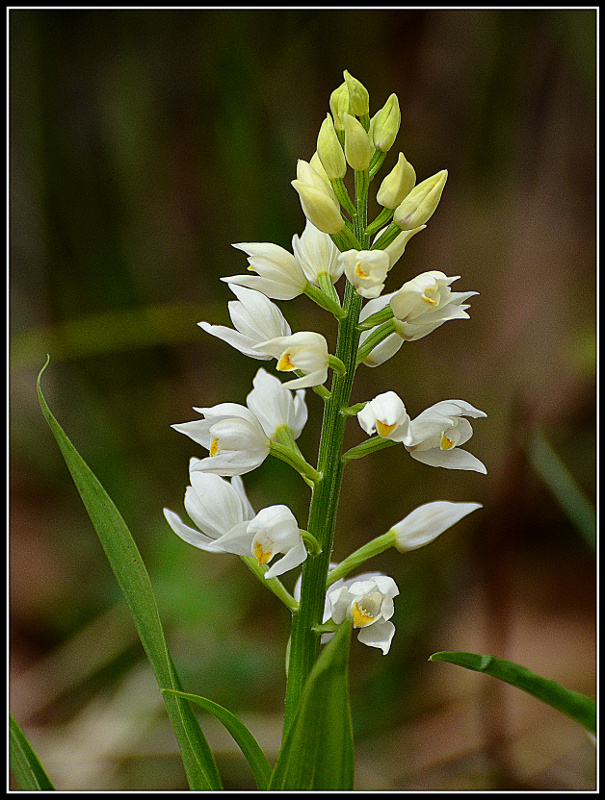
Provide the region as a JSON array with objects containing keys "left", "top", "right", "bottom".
[{"left": 283, "top": 190, "right": 368, "bottom": 731}]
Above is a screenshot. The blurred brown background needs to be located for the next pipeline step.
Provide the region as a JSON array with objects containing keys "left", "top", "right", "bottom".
[{"left": 10, "top": 8, "right": 596, "bottom": 791}]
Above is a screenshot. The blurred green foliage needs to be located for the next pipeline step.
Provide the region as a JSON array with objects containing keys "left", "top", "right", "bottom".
[{"left": 10, "top": 8, "right": 595, "bottom": 791}]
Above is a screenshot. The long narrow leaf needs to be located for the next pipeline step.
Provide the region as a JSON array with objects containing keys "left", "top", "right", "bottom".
[
  {"left": 163, "top": 689, "right": 272, "bottom": 791},
  {"left": 9, "top": 712, "right": 55, "bottom": 791},
  {"left": 269, "top": 620, "right": 355, "bottom": 790},
  {"left": 429, "top": 651, "right": 596, "bottom": 735},
  {"left": 37, "top": 359, "right": 222, "bottom": 790}
]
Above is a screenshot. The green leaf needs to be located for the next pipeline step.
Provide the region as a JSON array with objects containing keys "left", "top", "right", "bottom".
[
  {"left": 269, "top": 620, "right": 355, "bottom": 790},
  {"left": 429, "top": 651, "right": 596, "bottom": 735},
  {"left": 162, "top": 689, "right": 272, "bottom": 791},
  {"left": 9, "top": 712, "right": 55, "bottom": 790},
  {"left": 37, "top": 359, "right": 222, "bottom": 791}
]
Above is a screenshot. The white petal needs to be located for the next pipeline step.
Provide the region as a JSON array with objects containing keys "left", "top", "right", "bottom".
[
  {"left": 409, "top": 447, "right": 487, "bottom": 473},
  {"left": 198, "top": 321, "right": 273, "bottom": 360},
  {"left": 264, "top": 541, "right": 308, "bottom": 579},
  {"left": 163, "top": 508, "right": 226, "bottom": 552},
  {"left": 356, "top": 620, "right": 395, "bottom": 654}
]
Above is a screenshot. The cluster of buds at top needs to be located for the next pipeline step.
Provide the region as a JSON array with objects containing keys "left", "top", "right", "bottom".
[{"left": 164, "top": 70, "right": 486, "bottom": 657}]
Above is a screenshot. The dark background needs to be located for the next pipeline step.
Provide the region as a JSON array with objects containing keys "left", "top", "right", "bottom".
[{"left": 10, "top": 8, "right": 596, "bottom": 791}]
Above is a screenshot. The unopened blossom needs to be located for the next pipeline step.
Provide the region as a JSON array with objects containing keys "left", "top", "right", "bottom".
[
  {"left": 326, "top": 573, "right": 399, "bottom": 654},
  {"left": 393, "top": 169, "right": 448, "bottom": 230},
  {"left": 173, "top": 368, "right": 307, "bottom": 476},
  {"left": 343, "top": 112, "right": 372, "bottom": 172},
  {"left": 257, "top": 331, "right": 330, "bottom": 389},
  {"left": 291, "top": 159, "right": 345, "bottom": 235},
  {"left": 164, "top": 471, "right": 307, "bottom": 579},
  {"left": 316, "top": 113, "right": 346, "bottom": 180},
  {"left": 406, "top": 400, "right": 487, "bottom": 473},
  {"left": 357, "top": 391, "right": 412, "bottom": 442},
  {"left": 247, "top": 505, "right": 308, "bottom": 579},
  {"left": 224, "top": 240, "right": 308, "bottom": 301},
  {"left": 198, "top": 284, "right": 291, "bottom": 360},
  {"left": 376, "top": 152, "right": 416, "bottom": 209},
  {"left": 390, "top": 500, "right": 482, "bottom": 552},
  {"left": 370, "top": 93, "right": 401, "bottom": 153},
  {"left": 291, "top": 219, "right": 344, "bottom": 285},
  {"left": 340, "top": 249, "right": 390, "bottom": 299},
  {"left": 343, "top": 69, "right": 370, "bottom": 116}
]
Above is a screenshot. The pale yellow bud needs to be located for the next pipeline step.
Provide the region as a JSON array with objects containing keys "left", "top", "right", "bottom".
[
  {"left": 329, "top": 82, "right": 349, "bottom": 131},
  {"left": 317, "top": 114, "right": 347, "bottom": 179},
  {"left": 370, "top": 93, "right": 401, "bottom": 152},
  {"left": 343, "top": 112, "right": 372, "bottom": 172},
  {"left": 292, "top": 162, "right": 345, "bottom": 235},
  {"left": 310, "top": 151, "right": 332, "bottom": 184},
  {"left": 393, "top": 170, "right": 448, "bottom": 230},
  {"left": 376, "top": 152, "right": 416, "bottom": 209},
  {"left": 343, "top": 70, "right": 370, "bottom": 116}
]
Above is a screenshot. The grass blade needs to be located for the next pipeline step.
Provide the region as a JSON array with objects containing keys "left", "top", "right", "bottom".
[
  {"left": 37, "top": 358, "right": 222, "bottom": 790},
  {"left": 429, "top": 651, "right": 596, "bottom": 735},
  {"left": 163, "top": 689, "right": 273, "bottom": 791},
  {"left": 9, "top": 712, "right": 55, "bottom": 791}
]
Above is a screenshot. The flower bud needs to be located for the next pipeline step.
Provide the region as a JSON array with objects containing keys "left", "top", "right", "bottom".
[
  {"left": 329, "top": 81, "right": 349, "bottom": 131},
  {"left": 310, "top": 151, "right": 332, "bottom": 184},
  {"left": 343, "top": 112, "right": 372, "bottom": 172},
  {"left": 376, "top": 152, "right": 416, "bottom": 209},
  {"left": 370, "top": 93, "right": 401, "bottom": 152},
  {"left": 343, "top": 69, "right": 370, "bottom": 116},
  {"left": 317, "top": 114, "right": 346, "bottom": 180},
  {"left": 292, "top": 160, "right": 344, "bottom": 234},
  {"left": 393, "top": 170, "right": 448, "bottom": 230}
]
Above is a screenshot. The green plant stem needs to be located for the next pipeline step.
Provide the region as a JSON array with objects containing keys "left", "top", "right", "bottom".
[{"left": 283, "top": 194, "right": 368, "bottom": 732}]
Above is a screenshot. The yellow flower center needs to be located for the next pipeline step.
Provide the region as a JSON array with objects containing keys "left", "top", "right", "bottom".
[
  {"left": 354, "top": 261, "right": 370, "bottom": 279},
  {"left": 253, "top": 540, "right": 273, "bottom": 566},
  {"left": 210, "top": 438, "right": 220, "bottom": 456},
  {"left": 277, "top": 351, "right": 296, "bottom": 372},
  {"left": 440, "top": 432, "right": 455, "bottom": 450},
  {"left": 376, "top": 419, "right": 397, "bottom": 437},
  {"left": 421, "top": 288, "right": 438, "bottom": 306}
]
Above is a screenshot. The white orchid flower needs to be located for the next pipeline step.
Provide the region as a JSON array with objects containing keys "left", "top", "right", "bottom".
[
  {"left": 224, "top": 241, "right": 308, "bottom": 301},
  {"left": 406, "top": 400, "right": 487, "bottom": 473},
  {"left": 357, "top": 271, "right": 477, "bottom": 366},
  {"left": 173, "top": 369, "right": 308, "bottom": 476},
  {"left": 257, "top": 331, "right": 330, "bottom": 389},
  {"left": 389, "top": 270, "right": 477, "bottom": 342},
  {"left": 390, "top": 500, "right": 482, "bottom": 552},
  {"left": 326, "top": 573, "right": 399, "bottom": 655},
  {"left": 357, "top": 391, "right": 412, "bottom": 442},
  {"left": 247, "top": 505, "right": 308, "bottom": 579},
  {"left": 291, "top": 219, "right": 344, "bottom": 285},
  {"left": 339, "top": 249, "right": 390, "bottom": 299},
  {"left": 164, "top": 471, "right": 307, "bottom": 578},
  {"left": 163, "top": 469, "right": 255, "bottom": 554},
  {"left": 198, "top": 285, "right": 291, "bottom": 360}
]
